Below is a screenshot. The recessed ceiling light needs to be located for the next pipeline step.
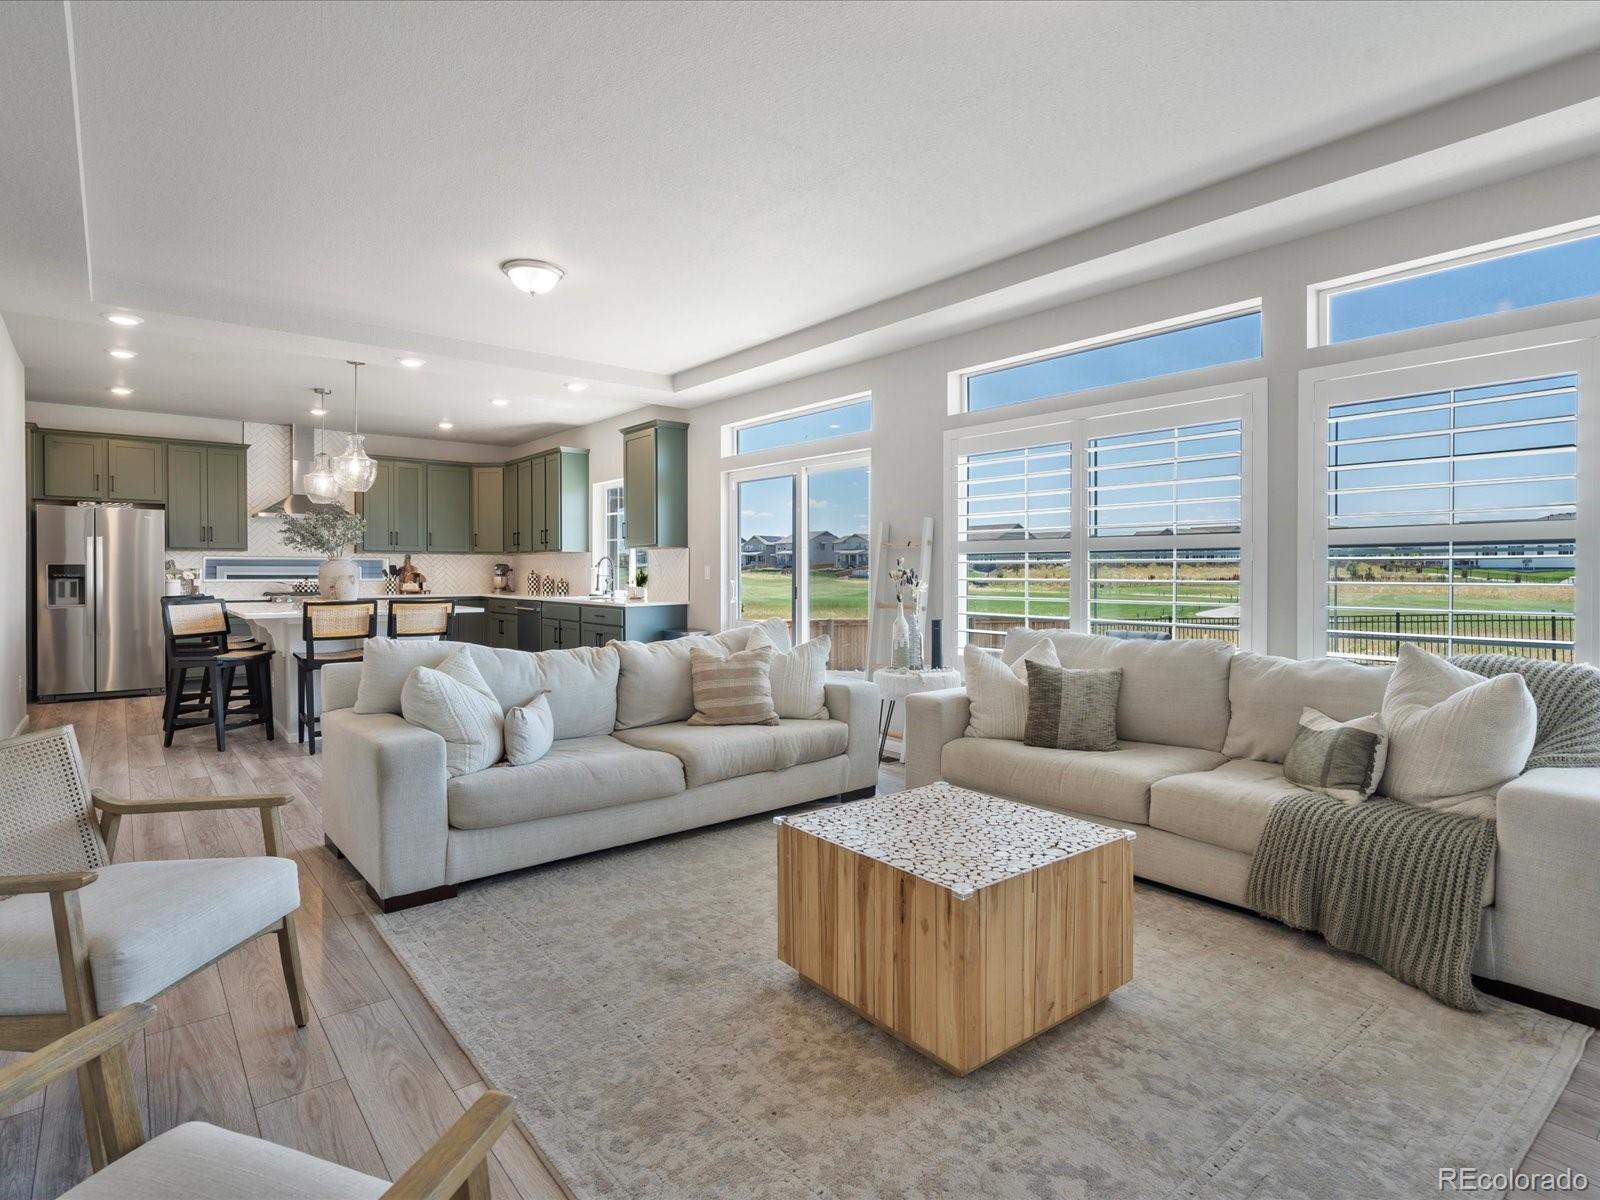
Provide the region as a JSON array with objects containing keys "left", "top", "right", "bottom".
[
  {"left": 437, "top": 419, "right": 454, "bottom": 430},
  {"left": 500, "top": 258, "right": 565, "bottom": 296},
  {"left": 107, "top": 348, "right": 138, "bottom": 360},
  {"left": 398, "top": 356, "right": 426, "bottom": 369},
  {"left": 309, "top": 405, "right": 328, "bottom": 417},
  {"left": 490, "top": 397, "right": 509, "bottom": 407},
  {"left": 109, "top": 386, "right": 133, "bottom": 397},
  {"left": 104, "top": 312, "right": 143, "bottom": 327},
  {"left": 563, "top": 381, "right": 588, "bottom": 392}
]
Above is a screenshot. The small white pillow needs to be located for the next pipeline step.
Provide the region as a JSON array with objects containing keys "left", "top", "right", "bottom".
[
  {"left": 1378, "top": 643, "right": 1536, "bottom": 806},
  {"left": 747, "top": 625, "right": 829, "bottom": 719},
  {"left": 504, "top": 692, "right": 554, "bottom": 766},
  {"left": 963, "top": 639, "right": 1060, "bottom": 741},
  {"left": 400, "top": 647, "right": 504, "bottom": 777}
]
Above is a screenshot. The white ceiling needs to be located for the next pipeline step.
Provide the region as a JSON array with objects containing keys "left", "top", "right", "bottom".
[{"left": 4, "top": 0, "right": 1600, "bottom": 441}]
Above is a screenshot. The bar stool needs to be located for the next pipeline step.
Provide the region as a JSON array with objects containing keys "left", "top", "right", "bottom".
[
  {"left": 160, "top": 596, "right": 275, "bottom": 751},
  {"left": 296, "top": 600, "right": 378, "bottom": 754},
  {"left": 387, "top": 597, "right": 456, "bottom": 639}
]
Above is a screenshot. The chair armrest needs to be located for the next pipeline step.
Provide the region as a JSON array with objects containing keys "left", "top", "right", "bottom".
[
  {"left": 0, "top": 870, "right": 97, "bottom": 896},
  {"left": 92, "top": 788, "right": 291, "bottom": 815},
  {"left": 0, "top": 1003, "right": 155, "bottom": 1116},
  {"left": 321, "top": 660, "right": 363, "bottom": 712},
  {"left": 823, "top": 676, "right": 882, "bottom": 792},
  {"left": 382, "top": 1090, "right": 515, "bottom": 1200},
  {"left": 904, "top": 688, "right": 969, "bottom": 788}
]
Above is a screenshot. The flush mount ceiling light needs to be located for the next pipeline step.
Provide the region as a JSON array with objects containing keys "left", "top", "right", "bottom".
[
  {"left": 398, "top": 356, "right": 426, "bottom": 369},
  {"left": 563, "top": 381, "right": 587, "bottom": 392},
  {"left": 500, "top": 258, "right": 564, "bottom": 296},
  {"left": 109, "top": 386, "right": 133, "bottom": 397},
  {"left": 107, "top": 348, "right": 137, "bottom": 360},
  {"left": 302, "top": 388, "right": 342, "bottom": 503},
  {"left": 490, "top": 397, "right": 509, "bottom": 407},
  {"left": 104, "top": 312, "right": 143, "bottom": 327},
  {"left": 332, "top": 360, "right": 378, "bottom": 492},
  {"left": 437, "top": 419, "right": 454, "bottom": 430}
]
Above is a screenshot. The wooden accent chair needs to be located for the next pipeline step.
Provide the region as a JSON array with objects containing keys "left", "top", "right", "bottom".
[
  {"left": 0, "top": 1004, "right": 515, "bottom": 1200},
  {"left": 0, "top": 725, "right": 308, "bottom": 1171},
  {"left": 296, "top": 600, "right": 379, "bottom": 754},
  {"left": 160, "top": 596, "right": 275, "bottom": 751},
  {"left": 387, "top": 597, "right": 457, "bottom": 639}
]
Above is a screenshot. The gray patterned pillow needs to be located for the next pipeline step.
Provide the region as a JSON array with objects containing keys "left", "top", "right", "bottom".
[
  {"left": 1283, "top": 707, "right": 1387, "bottom": 803},
  {"left": 1449, "top": 655, "right": 1600, "bottom": 769},
  {"left": 1023, "top": 662, "right": 1120, "bottom": 752}
]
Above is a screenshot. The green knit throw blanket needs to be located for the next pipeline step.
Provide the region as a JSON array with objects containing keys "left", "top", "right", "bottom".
[{"left": 1246, "top": 793, "right": 1497, "bottom": 1011}]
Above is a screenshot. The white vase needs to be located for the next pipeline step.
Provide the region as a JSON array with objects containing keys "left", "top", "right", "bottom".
[
  {"left": 891, "top": 604, "right": 911, "bottom": 669},
  {"left": 319, "top": 556, "right": 359, "bottom": 601}
]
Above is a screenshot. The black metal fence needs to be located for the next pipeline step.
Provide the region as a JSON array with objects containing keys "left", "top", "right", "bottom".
[{"left": 1328, "top": 611, "right": 1573, "bottom": 661}]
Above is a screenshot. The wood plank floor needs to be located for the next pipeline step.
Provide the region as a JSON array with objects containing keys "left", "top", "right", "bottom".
[{"left": 3, "top": 697, "right": 1597, "bottom": 1197}]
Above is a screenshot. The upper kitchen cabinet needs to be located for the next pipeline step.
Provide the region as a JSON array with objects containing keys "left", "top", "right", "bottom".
[
  {"left": 166, "top": 443, "right": 248, "bottom": 550},
  {"left": 359, "top": 459, "right": 428, "bottom": 552},
  {"left": 471, "top": 465, "right": 504, "bottom": 554},
  {"left": 621, "top": 420, "right": 688, "bottom": 549},
  {"left": 38, "top": 432, "right": 105, "bottom": 499},
  {"left": 34, "top": 428, "right": 225, "bottom": 508},
  {"left": 106, "top": 439, "right": 166, "bottom": 501},
  {"left": 504, "top": 448, "right": 588, "bottom": 552},
  {"left": 425, "top": 463, "right": 471, "bottom": 553}
]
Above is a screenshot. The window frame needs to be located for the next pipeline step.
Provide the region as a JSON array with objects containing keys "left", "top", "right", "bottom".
[
  {"left": 1297, "top": 320, "right": 1600, "bottom": 663},
  {"left": 721, "top": 392, "right": 873, "bottom": 459},
  {"left": 1308, "top": 215, "right": 1600, "bottom": 349},
  {"left": 951, "top": 299, "right": 1262, "bottom": 416},
  {"left": 945, "top": 377, "right": 1270, "bottom": 652}
]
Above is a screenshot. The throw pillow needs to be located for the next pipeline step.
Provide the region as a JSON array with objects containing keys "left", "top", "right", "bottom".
[
  {"left": 613, "top": 636, "right": 727, "bottom": 729},
  {"left": 504, "top": 692, "right": 554, "bottom": 766},
  {"left": 963, "top": 639, "right": 1060, "bottom": 741},
  {"left": 1282, "top": 707, "right": 1387, "bottom": 803},
  {"left": 1023, "top": 661, "right": 1120, "bottom": 752},
  {"left": 399, "top": 647, "right": 504, "bottom": 777},
  {"left": 1449, "top": 654, "right": 1600, "bottom": 769},
  {"left": 1379, "top": 643, "right": 1536, "bottom": 806},
  {"left": 748, "top": 625, "right": 829, "bottom": 719},
  {"left": 687, "top": 646, "right": 779, "bottom": 726},
  {"left": 353, "top": 637, "right": 454, "bottom": 714}
]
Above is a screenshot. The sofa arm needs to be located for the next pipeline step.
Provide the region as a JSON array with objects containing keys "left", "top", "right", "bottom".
[
  {"left": 824, "top": 676, "right": 882, "bottom": 792},
  {"left": 904, "top": 689, "right": 969, "bottom": 789},
  {"left": 321, "top": 709, "right": 449, "bottom": 900},
  {"left": 1490, "top": 767, "right": 1600, "bottom": 1008},
  {"left": 321, "top": 661, "right": 362, "bottom": 712}
]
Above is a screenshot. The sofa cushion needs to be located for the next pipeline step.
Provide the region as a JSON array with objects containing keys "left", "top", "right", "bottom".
[
  {"left": 399, "top": 648, "right": 504, "bottom": 778},
  {"left": 1149, "top": 758, "right": 1302, "bottom": 855},
  {"left": 447, "top": 735, "right": 685, "bottom": 829},
  {"left": 1222, "top": 652, "right": 1391, "bottom": 763},
  {"left": 532, "top": 644, "right": 621, "bottom": 739},
  {"left": 965, "top": 639, "right": 1059, "bottom": 741},
  {"left": 940, "top": 736, "right": 1225, "bottom": 825},
  {"left": 353, "top": 639, "right": 544, "bottom": 715},
  {"left": 614, "top": 634, "right": 740, "bottom": 730},
  {"left": 615, "top": 719, "right": 849, "bottom": 788},
  {"left": 1004, "top": 631, "right": 1233, "bottom": 752}
]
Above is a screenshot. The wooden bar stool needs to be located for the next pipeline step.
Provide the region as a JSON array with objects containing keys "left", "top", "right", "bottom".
[
  {"left": 386, "top": 597, "right": 456, "bottom": 639},
  {"left": 296, "top": 600, "right": 378, "bottom": 754},
  {"left": 160, "top": 596, "right": 275, "bottom": 751}
]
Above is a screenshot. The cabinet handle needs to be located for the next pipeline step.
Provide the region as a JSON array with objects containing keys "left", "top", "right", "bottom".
[
  {"left": 94, "top": 473, "right": 100, "bottom": 492},
  {"left": 427, "top": 532, "right": 432, "bottom": 547},
  {"left": 473, "top": 533, "right": 478, "bottom": 548},
  {"left": 108, "top": 475, "right": 115, "bottom": 494}
]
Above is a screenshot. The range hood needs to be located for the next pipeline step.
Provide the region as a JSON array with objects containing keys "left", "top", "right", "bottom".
[{"left": 254, "top": 423, "right": 348, "bottom": 517}]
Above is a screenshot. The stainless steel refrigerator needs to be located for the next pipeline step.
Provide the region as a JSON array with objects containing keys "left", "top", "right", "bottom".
[{"left": 35, "top": 502, "right": 166, "bottom": 699}]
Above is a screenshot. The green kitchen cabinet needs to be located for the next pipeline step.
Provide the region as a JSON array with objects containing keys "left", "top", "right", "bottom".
[
  {"left": 106, "top": 438, "right": 166, "bottom": 502},
  {"left": 506, "top": 456, "right": 537, "bottom": 552},
  {"left": 471, "top": 465, "right": 504, "bottom": 553},
  {"left": 357, "top": 461, "right": 392, "bottom": 551},
  {"left": 166, "top": 443, "right": 248, "bottom": 550},
  {"left": 391, "top": 460, "right": 428, "bottom": 553},
  {"left": 526, "top": 453, "right": 546, "bottom": 550},
  {"left": 40, "top": 433, "right": 107, "bottom": 499},
  {"left": 425, "top": 463, "right": 471, "bottom": 552},
  {"left": 621, "top": 420, "right": 687, "bottom": 549},
  {"left": 527, "top": 448, "right": 589, "bottom": 552}
]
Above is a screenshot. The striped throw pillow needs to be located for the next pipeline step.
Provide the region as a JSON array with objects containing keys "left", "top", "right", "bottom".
[
  {"left": 687, "top": 646, "right": 780, "bottom": 726},
  {"left": 1282, "top": 707, "right": 1387, "bottom": 803}
]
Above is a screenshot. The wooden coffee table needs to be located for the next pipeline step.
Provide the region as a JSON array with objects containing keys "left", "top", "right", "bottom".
[{"left": 776, "top": 782, "right": 1134, "bottom": 1075}]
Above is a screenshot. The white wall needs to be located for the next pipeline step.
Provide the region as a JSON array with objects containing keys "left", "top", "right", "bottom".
[
  {"left": 0, "top": 317, "right": 27, "bottom": 732},
  {"left": 600, "top": 151, "right": 1600, "bottom": 658}
]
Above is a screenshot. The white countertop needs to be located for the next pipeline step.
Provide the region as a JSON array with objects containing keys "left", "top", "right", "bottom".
[
  {"left": 452, "top": 593, "right": 685, "bottom": 608},
  {"left": 227, "top": 600, "right": 486, "bottom": 621}
]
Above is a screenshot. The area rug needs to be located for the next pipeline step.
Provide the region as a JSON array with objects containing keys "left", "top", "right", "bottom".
[{"left": 372, "top": 813, "right": 1589, "bottom": 1199}]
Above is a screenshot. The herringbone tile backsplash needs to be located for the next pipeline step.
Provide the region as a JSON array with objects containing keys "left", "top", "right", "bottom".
[{"left": 167, "top": 421, "right": 690, "bottom": 601}]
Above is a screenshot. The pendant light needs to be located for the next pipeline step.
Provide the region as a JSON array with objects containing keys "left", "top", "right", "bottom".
[
  {"left": 332, "top": 360, "right": 378, "bottom": 492},
  {"left": 302, "top": 387, "right": 341, "bottom": 502}
]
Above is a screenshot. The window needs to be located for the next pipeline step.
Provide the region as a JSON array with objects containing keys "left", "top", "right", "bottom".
[
  {"left": 1315, "top": 220, "right": 1600, "bottom": 346},
  {"left": 732, "top": 395, "right": 872, "bottom": 455},
  {"left": 962, "top": 305, "right": 1261, "bottom": 413},
  {"left": 950, "top": 381, "right": 1265, "bottom": 652},
  {"left": 596, "top": 481, "right": 647, "bottom": 590},
  {"left": 1302, "top": 334, "right": 1593, "bottom": 664}
]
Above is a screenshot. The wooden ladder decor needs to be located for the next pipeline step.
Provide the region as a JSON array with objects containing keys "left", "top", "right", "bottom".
[{"left": 866, "top": 516, "right": 935, "bottom": 682}]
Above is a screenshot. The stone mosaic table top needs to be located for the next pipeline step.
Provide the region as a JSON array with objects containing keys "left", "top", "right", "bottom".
[{"left": 776, "top": 782, "right": 1134, "bottom": 899}]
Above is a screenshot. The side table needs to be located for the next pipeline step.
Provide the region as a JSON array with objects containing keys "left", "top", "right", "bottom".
[{"left": 874, "top": 667, "right": 962, "bottom": 763}]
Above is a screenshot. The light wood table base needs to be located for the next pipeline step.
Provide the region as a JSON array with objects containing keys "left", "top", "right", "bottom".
[{"left": 777, "top": 795, "right": 1134, "bottom": 1075}]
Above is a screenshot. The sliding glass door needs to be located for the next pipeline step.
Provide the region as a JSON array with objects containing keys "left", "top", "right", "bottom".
[{"left": 735, "top": 476, "right": 797, "bottom": 629}]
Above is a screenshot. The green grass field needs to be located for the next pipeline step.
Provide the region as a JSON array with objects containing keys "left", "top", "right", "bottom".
[{"left": 738, "top": 571, "right": 870, "bottom": 620}]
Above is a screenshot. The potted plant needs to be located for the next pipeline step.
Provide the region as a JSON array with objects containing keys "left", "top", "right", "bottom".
[
  {"left": 278, "top": 510, "right": 368, "bottom": 600},
  {"left": 628, "top": 565, "right": 649, "bottom": 601}
]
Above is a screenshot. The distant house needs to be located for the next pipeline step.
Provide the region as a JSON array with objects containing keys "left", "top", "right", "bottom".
[
  {"left": 809, "top": 530, "right": 838, "bottom": 567},
  {"left": 742, "top": 530, "right": 868, "bottom": 570},
  {"left": 833, "top": 533, "right": 869, "bottom": 569},
  {"left": 741, "top": 534, "right": 791, "bottom": 568}
]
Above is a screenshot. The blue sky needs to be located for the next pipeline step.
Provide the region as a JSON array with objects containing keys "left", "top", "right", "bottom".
[{"left": 739, "top": 465, "right": 868, "bottom": 542}]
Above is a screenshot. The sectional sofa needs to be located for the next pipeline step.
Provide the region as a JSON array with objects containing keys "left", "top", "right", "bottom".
[
  {"left": 319, "top": 627, "right": 880, "bottom": 909},
  {"left": 906, "top": 631, "right": 1600, "bottom": 1011}
]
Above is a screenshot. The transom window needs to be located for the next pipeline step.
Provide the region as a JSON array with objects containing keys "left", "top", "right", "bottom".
[{"left": 729, "top": 394, "right": 872, "bottom": 455}]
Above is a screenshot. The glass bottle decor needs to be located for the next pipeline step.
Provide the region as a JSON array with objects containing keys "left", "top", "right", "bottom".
[{"left": 891, "top": 603, "right": 911, "bottom": 669}]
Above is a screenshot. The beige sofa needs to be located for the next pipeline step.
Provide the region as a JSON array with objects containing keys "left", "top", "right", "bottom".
[
  {"left": 906, "top": 631, "right": 1600, "bottom": 1011},
  {"left": 319, "top": 631, "right": 880, "bottom": 910}
]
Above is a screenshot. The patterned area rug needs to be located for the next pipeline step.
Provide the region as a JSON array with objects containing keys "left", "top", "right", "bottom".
[{"left": 373, "top": 813, "right": 1589, "bottom": 1199}]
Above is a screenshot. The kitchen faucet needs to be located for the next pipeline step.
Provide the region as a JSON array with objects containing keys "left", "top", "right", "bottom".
[{"left": 593, "top": 555, "right": 615, "bottom": 596}]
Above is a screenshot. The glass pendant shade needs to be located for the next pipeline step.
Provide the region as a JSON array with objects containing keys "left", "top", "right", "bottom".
[
  {"left": 333, "top": 434, "right": 377, "bottom": 492},
  {"left": 302, "top": 452, "right": 341, "bottom": 502}
]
